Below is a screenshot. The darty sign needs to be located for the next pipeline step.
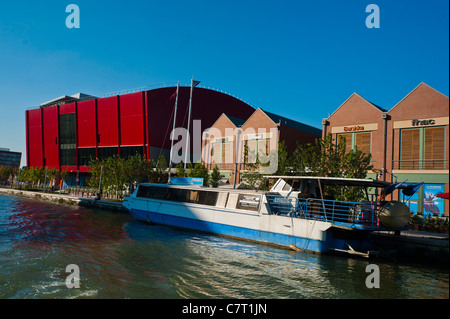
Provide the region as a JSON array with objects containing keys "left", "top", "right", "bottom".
[{"left": 344, "top": 125, "right": 365, "bottom": 132}]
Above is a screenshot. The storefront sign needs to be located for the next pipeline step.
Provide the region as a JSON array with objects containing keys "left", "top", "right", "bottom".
[
  {"left": 393, "top": 116, "right": 448, "bottom": 129},
  {"left": 411, "top": 119, "right": 436, "bottom": 126},
  {"left": 331, "top": 123, "right": 378, "bottom": 134},
  {"left": 344, "top": 125, "right": 365, "bottom": 131}
]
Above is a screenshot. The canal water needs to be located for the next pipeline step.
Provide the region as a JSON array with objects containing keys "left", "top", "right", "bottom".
[{"left": 0, "top": 194, "right": 448, "bottom": 299}]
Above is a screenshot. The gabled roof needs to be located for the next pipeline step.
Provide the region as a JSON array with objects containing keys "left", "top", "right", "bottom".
[
  {"left": 327, "top": 92, "right": 387, "bottom": 120},
  {"left": 225, "top": 114, "right": 246, "bottom": 127},
  {"left": 262, "top": 109, "right": 322, "bottom": 136},
  {"left": 388, "top": 82, "right": 449, "bottom": 113},
  {"left": 207, "top": 113, "right": 246, "bottom": 130}
]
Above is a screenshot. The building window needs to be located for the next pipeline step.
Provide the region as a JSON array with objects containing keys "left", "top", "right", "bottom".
[
  {"left": 243, "top": 137, "right": 270, "bottom": 168},
  {"left": 424, "top": 127, "right": 446, "bottom": 169},
  {"left": 59, "top": 113, "right": 76, "bottom": 166},
  {"left": 338, "top": 132, "right": 372, "bottom": 155},
  {"left": 210, "top": 140, "right": 233, "bottom": 170},
  {"left": 120, "top": 146, "right": 144, "bottom": 159},
  {"left": 60, "top": 149, "right": 76, "bottom": 166},
  {"left": 400, "top": 128, "right": 420, "bottom": 170},
  {"left": 78, "top": 148, "right": 96, "bottom": 166},
  {"left": 399, "top": 126, "right": 446, "bottom": 170},
  {"left": 98, "top": 147, "right": 118, "bottom": 160}
]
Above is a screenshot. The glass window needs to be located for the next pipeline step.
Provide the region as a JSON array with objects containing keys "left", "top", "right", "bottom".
[
  {"left": 355, "top": 132, "right": 371, "bottom": 155},
  {"left": 120, "top": 146, "right": 144, "bottom": 159},
  {"left": 400, "top": 129, "right": 420, "bottom": 170},
  {"left": 338, "top": 134, "right": 353, "bottom": 153},
  {"left": 78, "top": 148, "right": 96, "bottom": 166},
  {"left": 338, "top": 132, "right": 371, "bottom": 155},
  {"left": 424, "top": 127, "right": 445, "bottom": 169},
  {"left": 98, "top": 147, "right": 119, "bottom": 160},
  {"left": 59, "top": 113, "right": 76, "bottom": 166}
]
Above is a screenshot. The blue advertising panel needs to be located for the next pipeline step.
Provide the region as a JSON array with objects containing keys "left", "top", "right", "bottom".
[
  {"left": 423, "top": 184, "right": 445, "bottom": 217},
  {"left": 401, "top": 183, "right": 420, "bottom": 214},
  {"left": 169, "top": 177, "right": 204, "bottom": 186}
]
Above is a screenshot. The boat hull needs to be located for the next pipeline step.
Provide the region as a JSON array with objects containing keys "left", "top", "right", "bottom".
[{"left": 126, "top": 197, "right": 342, "bottom": 253}]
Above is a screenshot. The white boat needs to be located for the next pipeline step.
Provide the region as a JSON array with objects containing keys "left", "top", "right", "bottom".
[{"left": 123, "top": 176, "right": 412, "bottom": 256}]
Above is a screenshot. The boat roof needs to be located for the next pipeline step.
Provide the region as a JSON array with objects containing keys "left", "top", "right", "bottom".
[
  {"left": 264, "top": 175, "right": 391, "bottom": 188},
  {"left": 137, "top": 182, "right": 267, "bottom": 194}
]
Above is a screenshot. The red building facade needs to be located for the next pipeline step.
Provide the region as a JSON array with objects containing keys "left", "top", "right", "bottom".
[{"left": 26, "top": 86, "right": 255, "bottom": 183}]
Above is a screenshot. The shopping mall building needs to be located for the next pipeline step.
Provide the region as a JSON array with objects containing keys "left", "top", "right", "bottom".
[
  {"left": 25, "top": 85, "right": 256, "bottom": 185},
  {"left": 322, "top": 83, "right": 449, "bottom": 217}
]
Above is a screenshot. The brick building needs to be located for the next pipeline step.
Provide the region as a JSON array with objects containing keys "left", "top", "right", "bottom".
[
  {"left": 203, "top": 108, "right": 322, "bottom": 184},
  {"left": 322, "top": 83, "right": 449, "bottom": 216}
]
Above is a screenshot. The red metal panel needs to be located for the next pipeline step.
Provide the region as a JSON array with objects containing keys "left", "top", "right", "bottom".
[
  {"left": 147, "top": 87, "right": 255, "bottom": 150},
  {"left": 97, "top": 96, "right": 119, "bottom": 147},
  {"left": 119, "top": 92, "right": 144, "bottom": 146},
  {"left": 42, "top": 106, "right": 59, "bottom": 168},
  {"left": 77, "top": 100, "right": 97, "bottom": 148},
  {"left": 27, "top": 108, "right": 44, "bottom": 167},
  {"left": 59, "top": 102, "right": 75, "bottom": 115},
  {"left": 61, "top": 166, "right": 77, "bottom": 172}
]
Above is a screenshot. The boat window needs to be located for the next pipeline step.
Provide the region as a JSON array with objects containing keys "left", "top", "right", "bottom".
[
  {"left": 196, "top": 190, "right": 218, "bottom": 206},
  {"left": 167, "top": 189, "right": 189, "bottom": 202},
  {"left": 204, "top": 192, "right": 218, "bottom": 206},
  {"left": 137, "top": 185, "right": 168, "bottom": 199},
  {"left": 282, "top": 180, "right": 292, "bottom": 191},
  {"left": 136, "top": 185, "right": 219, "bottom": 207},
  {"left": 189, "top": 190, "right": 199, "bottom": 203},
  {"left": 292, "top": 180, "right": 301, "bottom": 191}
]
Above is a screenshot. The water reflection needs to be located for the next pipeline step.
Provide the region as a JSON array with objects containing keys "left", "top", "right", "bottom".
[{"left": 0, "top": 194, "right": 448, "bottom": 299}]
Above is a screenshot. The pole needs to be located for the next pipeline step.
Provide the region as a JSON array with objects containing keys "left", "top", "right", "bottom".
[
  {"left": 184, "top": 78, "right": 200, "bottom": 170},
  {"left": 98, "top": 165, "right": 103, "bottom": 199},
  {"left": 17, "top": 167, "right": 21, "bottom": 190},
  {"left": 43, "top": 167, "right": 48, "bottom": 193},
  {"left": 168, "top": 83, "right": 180, "bottom": 182},
  {"left": 233, "top": 129, "right": 242, "bottom": 189}
]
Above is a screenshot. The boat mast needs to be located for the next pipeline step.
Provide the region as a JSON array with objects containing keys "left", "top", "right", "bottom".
[
  {"left": 184, "top": 77, "right": 200, "bottom": 169},
  {"left": 168, "top": 82, "right": 180, "bottom": 182}
]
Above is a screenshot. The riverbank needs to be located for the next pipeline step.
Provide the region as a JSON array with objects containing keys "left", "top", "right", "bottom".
[
  {"left": 1, "top": 187, "right": 448, "bottom": 266},
  {"left": 0, "top": 187, "right": 125, "bottom": 211}
]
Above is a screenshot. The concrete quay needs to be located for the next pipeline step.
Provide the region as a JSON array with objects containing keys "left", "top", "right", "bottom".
[
  {"left": 371, "top": 230, "right": 449, "bottom": 266},
  {"left": 0, "top": 187, "right": 125, "bottom": 211}
]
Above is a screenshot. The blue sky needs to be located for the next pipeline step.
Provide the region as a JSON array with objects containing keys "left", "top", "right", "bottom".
[{"left": 0, "top": 0, "right": 448, "bottom": 167}]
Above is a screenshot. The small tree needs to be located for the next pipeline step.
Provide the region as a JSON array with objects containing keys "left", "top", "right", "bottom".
[
  {"left": 175, "top": 162, "right": 186, "bottom": 177},
  {"left": 241, "top": 144, "right": 262, "bottom": 190},
  {"left": 151, "top": 154, "right": 168, "bottom": 183},
  {"left": 210, "top": 166, "right": 221, "bottom": 188}
]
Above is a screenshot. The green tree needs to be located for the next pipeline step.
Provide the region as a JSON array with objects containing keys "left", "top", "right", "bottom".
[
  {"left": 210, "top": 166, "right": 221, "bottom": 188},
  {"left": 150, "top": 154, "right": 168, "bottom": 183},
  {"left": 241, "top": 144, "right": 262, "bottom": 190},
  {"left": 175, "top": 162, "right": 186, "bottom": 177},
  {"left": 187, "top": 162, "right": 209, "bottom": 186},
  {"left": 291, "top": 134, "right": 373, "bottom": 201}
]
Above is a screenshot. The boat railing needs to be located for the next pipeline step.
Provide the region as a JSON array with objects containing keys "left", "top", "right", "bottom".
[{"left": 266, "top": 195, "right": 380, "bottom": 230}]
